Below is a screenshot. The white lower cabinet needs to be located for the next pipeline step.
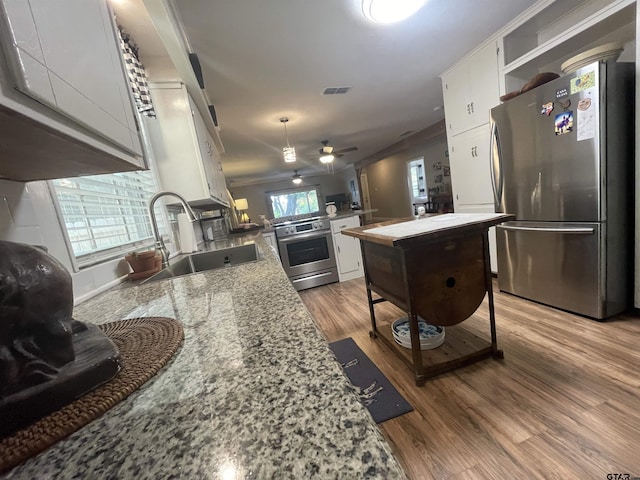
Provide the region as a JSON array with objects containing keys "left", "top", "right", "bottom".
[
  {"left": 261, "top": 231, "right": 278, "bottom": 259},
  {"left": 331, "top": 216, "right": 364, "bottom": 282}
]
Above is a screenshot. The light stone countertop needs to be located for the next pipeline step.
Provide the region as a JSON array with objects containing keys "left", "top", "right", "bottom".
[{"left": 3, "top": 233, "right": 406, "bottom": 479}]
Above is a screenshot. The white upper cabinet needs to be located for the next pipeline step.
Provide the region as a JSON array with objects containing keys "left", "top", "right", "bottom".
[
  {"left": 147, "top": 83, "right": 228, "bottom": 208},
  {"left": 191, "top": 96, "right": 227, "bottom": 204},
  {"left": 442, "top": 41, "right": 500, "bottom": 136},
  {"left": 0, "top": 0, "right": 146, "bottom": 181}
]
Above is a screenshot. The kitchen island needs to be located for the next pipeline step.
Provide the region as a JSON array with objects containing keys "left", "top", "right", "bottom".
[
  {"left": 2, "top": 234, "right": 406, "bottom": 479},
  {"left": 342, "top": 213, "right": 513, "bottom": 386}
]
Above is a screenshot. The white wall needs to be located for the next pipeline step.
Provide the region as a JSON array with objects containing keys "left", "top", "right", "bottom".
[
  {"left": 421, "top": 141, "right": 451, "bottom": 196},
  {"left": 362, "top": 134, "right": 449, "bottom": 220}
]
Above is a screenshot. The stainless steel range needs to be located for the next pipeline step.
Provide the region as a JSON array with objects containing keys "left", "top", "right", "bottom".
[{"left": 275, "top": 218, "right": 338, "bottom": 291}]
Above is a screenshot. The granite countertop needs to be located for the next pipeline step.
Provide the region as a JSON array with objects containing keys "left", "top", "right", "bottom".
[{"left": 3, "top": 234, "right": 406, "bottom": 479}]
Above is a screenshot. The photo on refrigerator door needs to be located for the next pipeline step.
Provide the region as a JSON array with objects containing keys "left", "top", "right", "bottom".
[{"left": 554, "top": 111, "right": 573, "bottom": 135}]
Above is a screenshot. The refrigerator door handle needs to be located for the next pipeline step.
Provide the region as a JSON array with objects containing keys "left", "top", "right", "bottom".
[
  {"left": 490, "top": 121, "right": 503, "bottom": 209},
  {"left": 498, "top": 225, "right": 595, "bottom": 234}
]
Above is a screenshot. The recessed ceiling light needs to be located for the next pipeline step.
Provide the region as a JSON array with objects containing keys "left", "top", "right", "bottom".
[{"left": 362, "top": 0, "right": 426, "bottom": 24}]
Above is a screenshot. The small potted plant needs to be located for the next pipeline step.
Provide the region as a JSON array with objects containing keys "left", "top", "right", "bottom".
[{"left": 125, "top": 249, "right": 160, "bottom": 277}]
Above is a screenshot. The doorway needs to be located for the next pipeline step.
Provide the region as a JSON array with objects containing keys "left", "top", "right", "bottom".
[{"left": 359, "top": 172, "right": 373, "bottom": 223}]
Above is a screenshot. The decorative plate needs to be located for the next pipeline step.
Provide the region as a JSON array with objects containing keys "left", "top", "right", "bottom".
[
  {"left": 392, "top": 317, "right": 444, "bottom": 340},
  {"left": 561, "top": 42, "right": 623, "bottom": 74}
]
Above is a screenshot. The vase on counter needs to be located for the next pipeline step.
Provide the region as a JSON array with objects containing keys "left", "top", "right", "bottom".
[{"left": 259, "top": 215, "right": 271, "bottom": 227}]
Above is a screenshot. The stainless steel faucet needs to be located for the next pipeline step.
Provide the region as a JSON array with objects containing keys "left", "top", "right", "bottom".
[{"left": 148, "top": 191, "right": 198, "bottom": 268}]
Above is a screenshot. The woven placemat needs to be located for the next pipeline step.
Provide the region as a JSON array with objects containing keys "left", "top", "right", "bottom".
[{"left": 0, "top": 317, "right": 184, "bottom": 474}]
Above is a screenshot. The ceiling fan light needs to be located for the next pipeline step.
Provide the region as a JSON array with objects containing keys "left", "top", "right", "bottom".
[
  {"left": 319, "top": 154, "right": 334, "bottom": 164},
  {"left": 292, "top": 170, "right": 302, "bottom": 184},
  {"left": 283, "top": 146, "right": 296, "bottom": 163},
  {"left": 362, "top": 0, "right": 426, "bottom": 23}
]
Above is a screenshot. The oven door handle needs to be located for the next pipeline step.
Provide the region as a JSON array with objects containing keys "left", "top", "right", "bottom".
[{"left": 277, "top": 230, "right": 330, "bottom": 243}]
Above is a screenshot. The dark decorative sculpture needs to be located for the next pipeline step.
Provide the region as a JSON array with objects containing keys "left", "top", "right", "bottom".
[{"left": 0, "top": 240, "right": 120, "bottom": 437}]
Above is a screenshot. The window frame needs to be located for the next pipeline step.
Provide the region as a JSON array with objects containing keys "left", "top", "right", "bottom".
[
  {"left": 49, "top": 169, "right": 166, "bottom": 272},
  {"left": 407, "top": 157, "right": 428, "bottom": 204},
  {"left": 265, "top": 184, "right": 323, "bottom": 220}
]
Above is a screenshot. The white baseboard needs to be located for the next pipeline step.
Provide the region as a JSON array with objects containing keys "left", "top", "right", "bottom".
[{"left": 74, "top": 274, "right": 128, "bottom": 306}]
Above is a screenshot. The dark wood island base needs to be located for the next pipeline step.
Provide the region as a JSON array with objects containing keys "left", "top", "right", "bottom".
[{"left": 342, "top": 213, "right": 513, "bottom": 386}]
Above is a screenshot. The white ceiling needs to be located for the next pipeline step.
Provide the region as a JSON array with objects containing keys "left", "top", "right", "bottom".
[{"left": 115, "top": 0, "right": 538, "bottom": 187}]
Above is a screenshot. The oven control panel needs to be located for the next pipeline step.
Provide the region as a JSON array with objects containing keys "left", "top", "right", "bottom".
[{"left": 275, "top": 219, "right": 331, "bottom": 238}]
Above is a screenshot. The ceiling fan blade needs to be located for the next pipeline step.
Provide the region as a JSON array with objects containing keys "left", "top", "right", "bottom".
[{"left": 332, "top": 146, "right": 358, "bottom": 155}]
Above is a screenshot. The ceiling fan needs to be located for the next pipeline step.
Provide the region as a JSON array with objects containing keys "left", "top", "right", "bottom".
[{"left": 318, "top": 140, "right": 358, "bottom": 163}]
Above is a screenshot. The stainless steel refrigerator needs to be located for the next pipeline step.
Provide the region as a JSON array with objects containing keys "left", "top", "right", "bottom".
[{"left": 490, "top": 60, "right": 634, "bottom": 320}]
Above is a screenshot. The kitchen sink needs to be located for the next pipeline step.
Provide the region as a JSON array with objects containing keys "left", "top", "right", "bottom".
[{"left": 141, "top": 243, "right": 259, "bottom": 284}]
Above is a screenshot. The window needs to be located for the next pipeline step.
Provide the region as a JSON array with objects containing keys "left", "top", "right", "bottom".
[
  {"left": 51, "top": 171, "right": 158, "bottom": 265},
  {"left": 408, "top": 157, "right": 427, "bottom": 201},
  {"left": 267, "top": 185, "right": 321, "bottom": 219}
]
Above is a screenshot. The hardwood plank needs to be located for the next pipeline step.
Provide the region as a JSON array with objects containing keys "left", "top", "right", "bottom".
[{"left": 299, "top": 277, "right": 640, "bottom": 479}]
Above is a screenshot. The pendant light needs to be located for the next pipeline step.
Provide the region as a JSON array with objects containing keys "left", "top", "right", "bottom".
[
  {"left": 292, "top": 170, "right": 302, "bottom": 184},
  {"left": 280, "top": 117, "right": 296, "bottom": 163}
]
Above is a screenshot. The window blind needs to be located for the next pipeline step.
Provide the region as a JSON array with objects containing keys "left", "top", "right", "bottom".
[{"left": 51, "top": 171, "right": 158, "bottom": 264}]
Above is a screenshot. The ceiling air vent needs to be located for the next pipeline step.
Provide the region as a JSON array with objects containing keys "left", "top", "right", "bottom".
[{"left": 322, "top": 86, "right": 351, "bottom": 95}]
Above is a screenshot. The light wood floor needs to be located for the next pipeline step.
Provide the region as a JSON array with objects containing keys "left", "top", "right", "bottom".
[{"left": 299, "top": 278, "right": 640, "bottom": 480}]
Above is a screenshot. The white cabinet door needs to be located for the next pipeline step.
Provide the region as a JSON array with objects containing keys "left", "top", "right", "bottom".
[
  {"left": 190, "top": 97, "right": 227, "bottom": 206},
  {"left": 148, "top": 84, "right": 227, "bottom": 207},
  {"left": 0, "top": 0, "right": 147, "bottom": 180},
  {"left": 442, "top": 41, "right": 499, "bottom": 136},
  {"left": 190, "top": 96, "right": 219, "bottom": 199},
  {"left": 262, "top": 231, "right": 277, "bottom": 249},
  {"left": 147, "top": 84, "right": 208, "bottom": 203},
  {"left": 442, "top": 60, "right": 471, "bottom": 136},
  {"left": 331, "top": 216, "right": 363, "bottom": 281},
  {"left": 467, "top": 41, "right": 500, "bottom": 127},
  {"left": 0, "top": 0, "right": 142, "bottom": 156},
  {"left": 449, "top": 125, "right": 493, "bottom": 207}
]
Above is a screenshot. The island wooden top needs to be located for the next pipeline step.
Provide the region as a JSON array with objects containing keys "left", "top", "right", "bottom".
[{"left": 342, "top": 213, "right": 514, "bottom": 248}]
